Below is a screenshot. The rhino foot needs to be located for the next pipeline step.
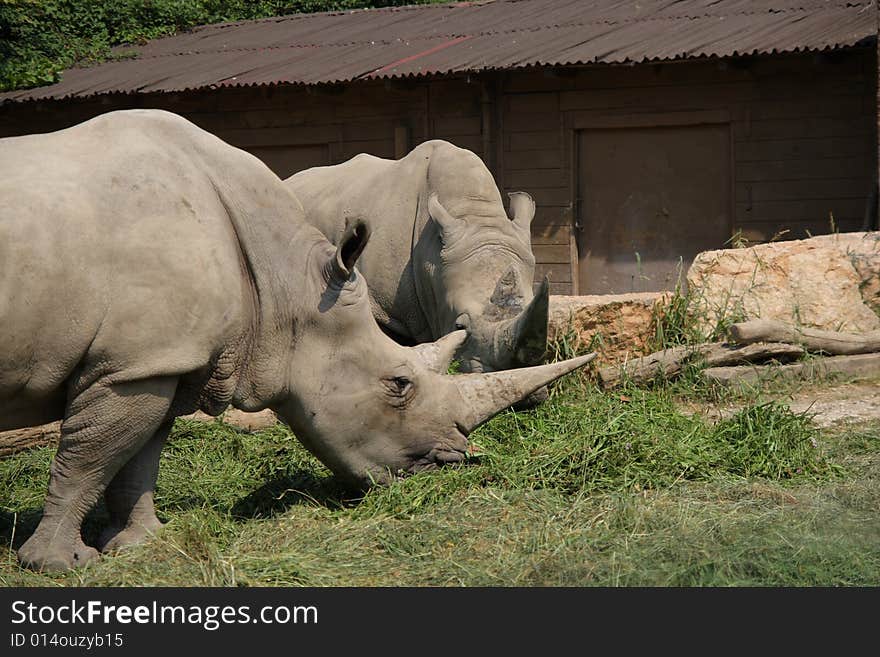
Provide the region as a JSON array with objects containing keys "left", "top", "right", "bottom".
[
  {"left": 98, "top": 517, "right": 163, "bottom": 553},
  {"left": 18, "top": 535, "right": 100, "bottom": 572}
]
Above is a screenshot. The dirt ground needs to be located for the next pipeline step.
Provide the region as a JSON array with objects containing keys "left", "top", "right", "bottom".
[{"left": 682, "top": 378, "right": 880, "bottom": 428}]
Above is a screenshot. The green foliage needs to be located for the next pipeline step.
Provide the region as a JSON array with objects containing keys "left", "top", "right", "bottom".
[
  {"left": 649, "top": 281, "right": 701, "bottom": 350},
  {"left": 648, "top": 278, "right": 749, "bottom": 353},
  {"left": 0, "top": 0, "right": 445, "bottom": 92}
]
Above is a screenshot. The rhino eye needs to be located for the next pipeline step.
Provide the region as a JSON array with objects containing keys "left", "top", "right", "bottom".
[
  {"left": 391, "top": 376, "right": 411, "bottom": 394},
  {"left": 383, "top": 375, "right": 414, "bottom": 403}
]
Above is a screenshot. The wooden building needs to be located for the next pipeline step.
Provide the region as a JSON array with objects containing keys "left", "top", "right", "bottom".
[{"left": 1, "top": 0, "right": 877, "bottom": 296}]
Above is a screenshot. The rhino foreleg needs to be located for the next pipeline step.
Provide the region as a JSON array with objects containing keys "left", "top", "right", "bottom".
[
  {"left": 18, "top": 376, "right": 177, "bottom": 572},
  {"left": 97, "top": 419, "right": 172, "bottom": 553}
]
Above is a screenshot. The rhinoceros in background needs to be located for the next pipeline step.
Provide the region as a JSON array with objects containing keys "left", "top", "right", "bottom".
[
  {"left": 0, "top": 110, "right": 592, "bottom": 571},
  {"left": 287, "top": 140, "right": 549, "bottom": 376}
]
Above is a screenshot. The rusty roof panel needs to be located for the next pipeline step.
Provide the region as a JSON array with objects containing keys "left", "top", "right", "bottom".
[{"left": 1, "top": 0, "right": 874, "bottom": 103}]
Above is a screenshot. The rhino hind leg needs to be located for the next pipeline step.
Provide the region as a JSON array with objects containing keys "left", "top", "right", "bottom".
[
  {"left": 97, "top": 419, "right": 173, "bottom": 554},
  {"left": 17, "top": 376, "right": 178, "bottom": 572}
]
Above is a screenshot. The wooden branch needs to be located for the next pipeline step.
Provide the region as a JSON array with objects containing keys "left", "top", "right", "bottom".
[
  {"left": 0, "top": 422, "right": 60, "bottom": 459},
  {"left": 598, "top": 341, "right": 804, "bottom": 388},
  {"left": 0, "top": 410, "right": 278, "bottom": 460},
  {"left": 729, "top": 319, "right": 880, "bottom": 355},
  {"left": 703, "top": 352, "right": 880, "bottom": 386}
]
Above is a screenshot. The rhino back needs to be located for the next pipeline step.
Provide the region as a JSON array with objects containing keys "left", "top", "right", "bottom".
[{"left": 0, "top": 110, "right": 261, "bottom": 426}]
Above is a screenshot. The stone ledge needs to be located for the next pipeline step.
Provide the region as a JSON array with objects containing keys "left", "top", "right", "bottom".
[
  {"left": 549, "top": 292, "right": 668, "bottom": 366},
  {"left": 687, "top": 231, "right": 880, "bottom": 334}
]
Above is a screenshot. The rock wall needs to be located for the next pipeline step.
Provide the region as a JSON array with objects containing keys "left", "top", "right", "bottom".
[{"left": 687, "top": 231, "right": 880, "bottom": 335}]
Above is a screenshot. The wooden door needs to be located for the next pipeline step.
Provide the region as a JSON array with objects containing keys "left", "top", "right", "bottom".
[{"left": 577, "top": 124, "right": 731, "bottom": 294}]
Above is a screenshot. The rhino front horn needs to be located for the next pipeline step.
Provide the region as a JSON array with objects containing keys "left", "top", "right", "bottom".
[
  {"left": 454, "top": 352, "right": 596, "bottom": 433},
  {"left": 495, "top": 276, "right": 550, "bottom": 367}
]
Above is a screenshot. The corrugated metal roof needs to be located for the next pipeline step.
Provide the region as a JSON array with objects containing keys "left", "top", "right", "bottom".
[{"left": 1, "top": 0, "right": 875, "bottom": 103}]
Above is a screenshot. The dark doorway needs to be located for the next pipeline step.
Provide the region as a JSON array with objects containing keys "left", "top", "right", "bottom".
[{"left": 576, "top": 123, "right": 731, "bottom": 294}]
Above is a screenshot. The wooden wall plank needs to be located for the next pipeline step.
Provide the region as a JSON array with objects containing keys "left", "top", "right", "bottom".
[
  {"left": 533, "top": 244, "right": 571, "bottom": 263},
  {"left": 504, "top": 168, "right": 567, "bottom": 189},
  {"left": 735, "top": 198, "right": 866, "bottom": 223},
  {"left": 505, "top": 93, "right": 559, "bottom": 114},
  {"left": 736, "top": 178, "right": 871, "bottom": 203},
  {"left": 506, "top": 130, "right": 562, "bottom": 151},
  {"left": 747, "top": 96, "right": 870, "bottom": 121},
  {"left": 432, "top": 115, "right": 482, "bottom": 136},
  {"left": 536, "top": 263, "right": 572, "bottom": 283},
  {"left": 522, "top": 188, "right": 571, "bottom": 207},
  {"left": 530, "top": 223, "right": 571, "bottom": 244},
  {"left": 505, "top": 149, "right": 563, "bottom": 170},
  {"left": 733, "top": 116, "right": 873, "bottom": 142},
  {"left": 220, "top": 125, "right": 341, "bottom": 148},
  {"left": 548, "top": 281, "right": 573, "bottom": 295},
  {"left": 735, "top": 157, "right": 873, "bottom": 182},
  {"left": 736, "top": 136, "right": 872, "bottom": 162}
]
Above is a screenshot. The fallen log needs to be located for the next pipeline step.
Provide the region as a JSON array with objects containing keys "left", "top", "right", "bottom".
[
  {"left": 0, "top": 409, "right": 279, "bottom": 459},
  {"left": 729, "top": 319, "right": 880, "bottom": 355},
  {"left": 598, "top": 341, "right": 804, "bottom": 388},
  {"left": 0, "top": 422, "right": 60, "bottom": 459},
  {"left": 703, "top": 352, "right": 880, "bottom": 386}
]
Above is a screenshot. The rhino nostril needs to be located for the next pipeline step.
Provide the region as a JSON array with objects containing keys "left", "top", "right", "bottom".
[{"left": 434, "top": 450, "right": 465, "bottom": 465}]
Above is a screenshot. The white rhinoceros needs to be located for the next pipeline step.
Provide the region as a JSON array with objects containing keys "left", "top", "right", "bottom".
[
  {"left": 286, "top": 140, "right": 548, "bottom": 375},
  {"left": 0, "top": 110, "right": 593, "bottom": 572}
]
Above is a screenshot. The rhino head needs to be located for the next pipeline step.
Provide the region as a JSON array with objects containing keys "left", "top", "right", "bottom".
[
  {"left": 424, "top": 191, "right": 549, "bottom": 374},
  {"left": 272, "top": 218, "right": 592, "bottom": 489}
]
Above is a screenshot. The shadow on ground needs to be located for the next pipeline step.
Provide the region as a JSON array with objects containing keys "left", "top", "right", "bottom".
[
  {"left": 0, "top": 467, "right": 356, "bottom": 555},
  {"left": 231, "top": 469, "right": 357, "bottom": 518}
]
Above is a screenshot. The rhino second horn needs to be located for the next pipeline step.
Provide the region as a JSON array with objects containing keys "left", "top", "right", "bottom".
[
  {"left": 413, "top": 330, "right": 467, "bottom": 373},
  {"left": 454, "top": 352, "right": 596, "bottom": 433},
  {"left": 494, "top": 276, "right": 550, "bottom": 367}
]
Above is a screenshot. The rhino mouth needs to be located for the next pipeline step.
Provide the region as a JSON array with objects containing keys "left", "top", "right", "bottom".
[
  {"left": 400, "top": 424, "right": 471, "bottom": 476},
  {"left": 405, "top": 448, "right": 467, "bottom": 474}
]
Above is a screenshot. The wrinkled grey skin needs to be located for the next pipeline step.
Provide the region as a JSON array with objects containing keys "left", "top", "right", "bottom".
[
  {"left": 0, "top": 110, "right": 593, "bottom": 572},
  {"left": 287, "top": 140, "right": 549, "bottom": 376}
]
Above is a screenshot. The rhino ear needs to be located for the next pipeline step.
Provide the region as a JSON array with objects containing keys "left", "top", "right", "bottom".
[
  {"left": 333, "top": 217, "right": 371, "bottom": 278},
  {"left": 508, "top": 191, "right": 535, "bottom": 232},
  {"left": 428, "top": 193, "right": 463, "bottom": 237}
]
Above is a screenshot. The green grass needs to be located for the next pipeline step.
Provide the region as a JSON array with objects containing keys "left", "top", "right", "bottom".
[{"left": 1, "top": 379, "right": 878, "bottom": 587}]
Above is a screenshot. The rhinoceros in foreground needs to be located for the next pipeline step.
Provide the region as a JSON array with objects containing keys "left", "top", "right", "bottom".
[
  {"left": 287, "top": 140, "right": 548, "bottom": 375},
  {"left": 0, "top": 110, "right": 593, "bottom": 571}
]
